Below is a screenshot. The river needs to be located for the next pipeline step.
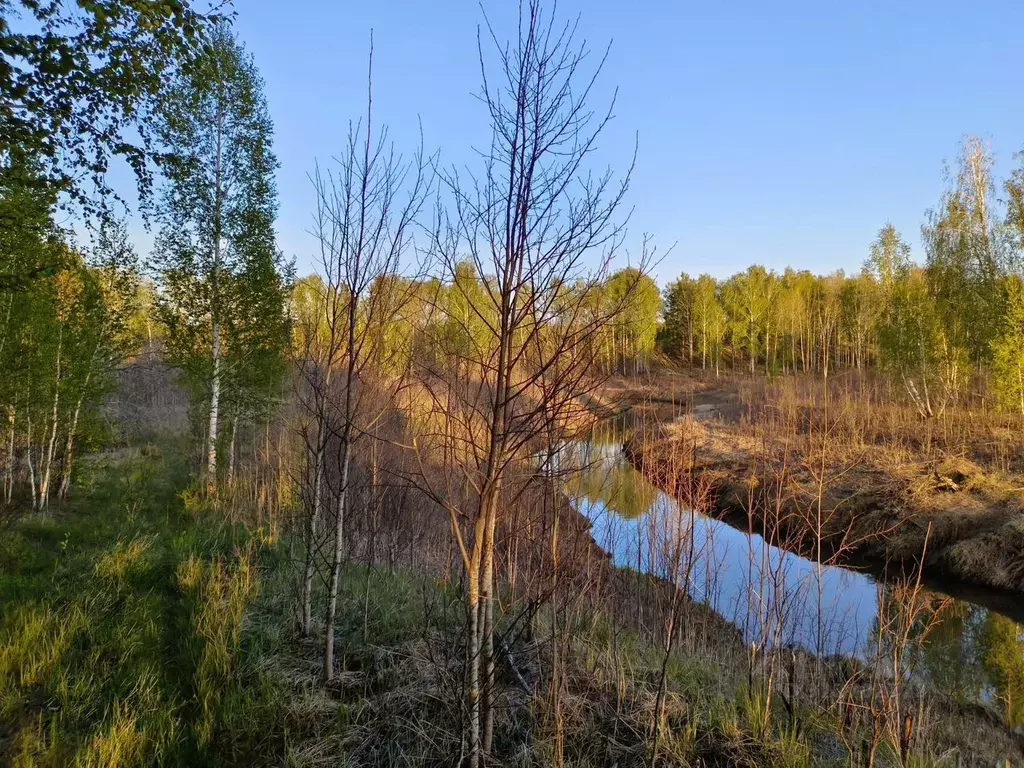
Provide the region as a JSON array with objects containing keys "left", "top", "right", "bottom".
[{"left": 565, "top": 430, "right": 1024, "bottom": 727}]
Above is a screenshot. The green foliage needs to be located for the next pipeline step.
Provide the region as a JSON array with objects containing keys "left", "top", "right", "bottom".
[
  {"left": 152, "top": 26, "right": 291, "bottom": 475},
  {"left": 0, "top": 161, "right": 141, "bottom": 507},
  {"left": 983, "top": 612, "right": 1024, "bottom": 727},
  {"left": 991, "top": 275, "right": 1024, "bottom": 414},
  {"left": 661, "top": 273, "right": 695, "bottom": 361},
  {"left": 866, "top": 222, "right": 912, "bottom": 297},
  {"left": 437, "top": 260, "right": 499, "bottom": 362},
  {"left": 691, "top": 273, "right": 726, "bottom": 371},
  {"left": 923, "top": 137, "right": 1007, "bottom": 369},
  {"left": 652, "top": 139, "right": 1024, "bottom": 402},
  {"left": 299, "top": 261, "right": 663, "bottom": 378},
  {"left": 722, "top": 265, "right": 777, "bottom": 373},
  {"left": 840, "top": 271, "right": 880, "bottom": 370},
  {"left": 0, "top": 156, "right": 64, "bottom": 292},
  {"left": 605, "top": 267, "right": 661, "bottom": 373},
  {"left": 0, "top": 0, "right": 221, "bottom": 217},
  {"left": 877, "top": 264, "right": 947, "bottom": 416}
]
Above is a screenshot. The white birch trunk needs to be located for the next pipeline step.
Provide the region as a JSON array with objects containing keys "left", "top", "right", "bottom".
[
  {"left": 39, "top": 329, "right": 62, "bottom": 504},
  {"left": 206, "top": 93, "right": 226, "bottom": 492},
  {"left": 5, "top": 405, "right": 14, "bottom": 504},
  {"left": 207, "top": 322, "right": 221, "bottom": 488},
  {"left": 58, "top": 394, "right": 85, "bottom": 500},
  {"left": 301, "top": 418, "right": 325, "bottom": 636},
  {"left": 227, "top": 415, "right": 238, "bottom": 487},
  {"left": 26, "top": 417, "right": 36, "bottom": 510}
]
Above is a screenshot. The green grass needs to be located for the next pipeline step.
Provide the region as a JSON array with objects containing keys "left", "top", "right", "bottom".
[
  {"left": 0, "top": 440, "right": 1005, "bottom": 767},
  {"left": 0, "top": 441, "right": 456, "bottom": 767},
  {"left": 0, "top": 442, "right": 280, "bottom": 767}
]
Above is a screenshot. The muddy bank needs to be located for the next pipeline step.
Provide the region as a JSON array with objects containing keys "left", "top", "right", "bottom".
[
  {"left": 624, "top": 410, "right": 1024, "bottom": 610},
  {"left": 563, "top": 420, "right": 1024, "bottom": 763}
]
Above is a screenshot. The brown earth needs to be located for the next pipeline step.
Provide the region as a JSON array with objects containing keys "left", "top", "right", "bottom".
[{"left": 614, "top": 375, "right": 1024, "bottom": 616}]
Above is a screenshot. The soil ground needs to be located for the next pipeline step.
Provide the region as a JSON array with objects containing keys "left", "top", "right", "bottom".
[{"left": 611, "top": 370, "right": 1024, "bottom": 608}]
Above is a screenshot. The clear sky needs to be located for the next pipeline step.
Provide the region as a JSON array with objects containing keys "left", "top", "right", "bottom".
[{"left": 223, "top": 0, "right": 1024, "bottom": 284}]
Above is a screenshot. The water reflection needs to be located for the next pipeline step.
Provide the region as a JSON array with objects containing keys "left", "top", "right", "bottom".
[
  {"left": 982, "top": 613, "right": 1024, "bottom": 726},
  {"left": 565, "top": 430, "right": 1024, "bottom": 726}
]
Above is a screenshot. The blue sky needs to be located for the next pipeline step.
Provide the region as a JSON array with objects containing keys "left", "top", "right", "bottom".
[{"left": 222, "top": 0, "right": 1024, "bottom": 284}]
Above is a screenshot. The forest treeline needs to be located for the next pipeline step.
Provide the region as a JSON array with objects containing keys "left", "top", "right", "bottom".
[
  {"left": 291, "top": 263, "right": 662, "bottom": 380},
  {"left": 658, "top": 136, "right": 1024, "bottom": 416}
]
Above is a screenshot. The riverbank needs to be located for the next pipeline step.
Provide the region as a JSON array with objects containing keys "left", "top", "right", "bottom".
[
  {"left": 621, "top": 373, "right": 1024, "bottom": 605},
  {"left": 4, "top": 429, "right": 1024, "bottom": 765}
]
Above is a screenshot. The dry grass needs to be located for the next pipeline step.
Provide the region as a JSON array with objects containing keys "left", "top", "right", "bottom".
[{"left": 630, "top": 372, "right": 1024, "bottom": 594}]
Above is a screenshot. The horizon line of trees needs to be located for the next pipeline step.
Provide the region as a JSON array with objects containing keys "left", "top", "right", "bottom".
[
  {"left": 659, "top": 136, "right": 1024, "bottom": 416},
  {"left": 290, "top": 263, "right": 663, "bottom": 382}
]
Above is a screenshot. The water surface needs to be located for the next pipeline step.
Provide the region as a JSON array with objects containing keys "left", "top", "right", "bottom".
[{"left": 565, "top": 431, "right": 1024, "bottom": 726}]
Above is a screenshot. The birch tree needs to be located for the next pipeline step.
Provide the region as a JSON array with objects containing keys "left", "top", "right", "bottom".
[
  {"left": 690, "top": 274, "right": 723, "bottom": 372},
  {"left": 0, "top": 164, "right": 139, "bottom": 507},
  {"left": 991, "top": 275, "right": 1024, "bottom": 415},
  {"left": 662, "top": 273, "right": 695, "bottom": 363},
  {"left": 153, "top": 25, "right": 288, "bottom": 493},
  {"left": 0, "top": 0, "right": 221, "bottom": 227},
  {"left": 723, "top": 265, "right": 776, "bottom": 374},
  {"left": 924, "top": 136, "right": 1006, "bottom": 373}
]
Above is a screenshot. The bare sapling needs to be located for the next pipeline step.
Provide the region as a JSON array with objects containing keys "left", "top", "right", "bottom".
[
  {"left": 295, "top": 38, "right": 431, "bottom": 680},
  {"left": 403, "top": 2, "right": 658, "bottom": 763}
]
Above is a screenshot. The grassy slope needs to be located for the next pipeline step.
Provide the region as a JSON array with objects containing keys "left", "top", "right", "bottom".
[
  {"left": 0, "top": 440, "right": 455, "bottom": 767},
  {"left": 0, "top": 442, "right": 273, "bottom": 766},
  {"left": 0, "top": 440, "right": 809, "bottom": 767},
  {"left": 4, "top": 436, "right": 1018, "bottom": 767}
]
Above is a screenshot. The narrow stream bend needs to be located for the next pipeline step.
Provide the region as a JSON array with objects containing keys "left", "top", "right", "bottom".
[{"left": 565, "top": 433, "right": 1024, "bottom": 727}]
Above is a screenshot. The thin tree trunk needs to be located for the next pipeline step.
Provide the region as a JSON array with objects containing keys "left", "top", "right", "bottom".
[
  {"left": 40, "top": 329, "right": 62, "bottom": 505},
  {"left": 466, "top": 553, "right": 483, "bottom": 768},
  {"left": 4, "top": 405, "right": 14, "bottom": 504},
  {"left": 687, "top": 312, "right": 693, "bottom": 364},
  {"left": 58, "top": 392, "right": 86, "bottom": 500},
  {"left": 1018, "top": 361, "right": 1023, "bottom": 416},
  {"left": 301, "top": 419, "right": 325, "bottom": 636},
  {"left": 323, "top": 421, "right": 353, "bottom": 680},
  {"left": 206, "top": 93, "right": 225, "bottom": 493},
  {"left": 26, "top": 416, "right": 36, "bottom": 510},
  {"left": 361, "top": 439, "right": 380, "bottom": 644},
  {"left": 481, "top": 488, "right": 499, "bottom": 754},
  {"left": 227, "top": 416, "right": 238, "bottom": 487},
  {"left": 324, "top": 162, "right": 365, "bottom": 677},
  {"left": 548, "top": 459, "right": 565, "bottom": 768},
  {"left": 701, "top": 318, "right": 707, "bottom": 370},
  {"left": 207, "top": 322, "right": 222, "bottom": 490}
]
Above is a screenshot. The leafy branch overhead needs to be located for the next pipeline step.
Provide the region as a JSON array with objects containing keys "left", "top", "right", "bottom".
[{"left": 0, "top": 0, "right": 225, "bottom": 217}]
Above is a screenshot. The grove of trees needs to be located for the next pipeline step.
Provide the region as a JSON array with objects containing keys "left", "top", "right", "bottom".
[
  {"left": 659, "top": 136, "right": 1024, "bottom": 415},
  {"left": 1, "top": 0, "right": 223, "bottom": 512},
  {"left": 152, "top": 25, "right": 291, "bottom": 493}
]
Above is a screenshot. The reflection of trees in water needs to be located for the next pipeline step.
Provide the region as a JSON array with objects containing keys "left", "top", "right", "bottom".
[
  {"left": 914, "top": 595, "right": 1024, "bottom": 727},
  {"left": 982, "top": 613, "right": 1024, "bottom": 726},
  {"left": 564, "top": 440, "right": 659, "bottom": 520},
  {"left": 569, "top": 430, "right": 1024, "bottom": 727},
  {"left": 919, "top": 600, "right": 987, "bottom": 703},
  {"left": 872, "top": 586, "right": 1024, "bottom": 728}
]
